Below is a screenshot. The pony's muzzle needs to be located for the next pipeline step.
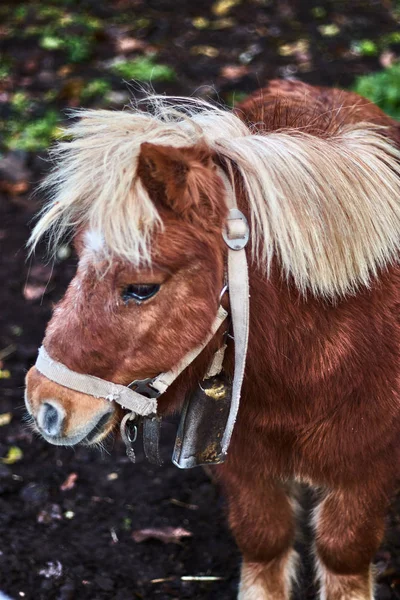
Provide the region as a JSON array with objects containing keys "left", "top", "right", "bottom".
[{"left": 25, "top": 367, "right": 119, "bottom": 446}]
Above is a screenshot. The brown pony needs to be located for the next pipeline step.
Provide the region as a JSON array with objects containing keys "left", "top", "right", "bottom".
[{"left": 25, "top": 80, "right": 400, "bottom": 599}]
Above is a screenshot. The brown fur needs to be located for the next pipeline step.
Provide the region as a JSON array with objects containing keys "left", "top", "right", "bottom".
[{"left": 25, "top": 81, "right": 400, "bottom": 599}]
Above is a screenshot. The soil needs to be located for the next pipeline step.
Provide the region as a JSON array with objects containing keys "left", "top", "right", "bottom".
[{"left": 1, "top": 1, "right": 400, "bottom": 599}]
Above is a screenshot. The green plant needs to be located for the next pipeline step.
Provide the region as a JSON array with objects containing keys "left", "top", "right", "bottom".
[
  {"left": 351, "top": 39, "right": 378, "bottom": 57},
  {"left": 39, "top": 31, "right": 94, "bottom": 62},
  {"left": 64, "top": 36, "right": 92, "bottom": 62},
  {"left": 112, "top": 56, "right": 176, "bottom": 82},
  {"left": 80, "top": 79, "right": 112, "bottom": 101},
  {"left": 40, "top": 34, "right": 64, "bottom": 50},
  {"left": 11, "top": 92, "right": 30, "bottom": 112},
  {"left": 3, "top": 110, "right": 61, "bottom": 152},
  {"left": 0, "top": 58, "right": 12, "bottom": 78},
  {"left": 36, "top": 9, "right": 101, "bottom": 63},
  {"left": 352, "top": 63, "right": 400, "bottom": 120}
]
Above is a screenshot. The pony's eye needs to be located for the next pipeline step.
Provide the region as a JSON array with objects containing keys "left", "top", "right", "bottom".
[{"left": 122, "top": 284, "right": 160, "bottom": 303}]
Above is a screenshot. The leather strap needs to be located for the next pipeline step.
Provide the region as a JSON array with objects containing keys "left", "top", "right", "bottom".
[
  {"left": 218, "top": 170, "right": 250, "bottom": 455},
  {"left": 150, "top": 305, "right": 228, "bottom": 394},
  {"left": 143, "top": 416, "right": 163, "bottom": 466},
  {"left": 35, "top": 345, "right": 158, "bottom": 415}
]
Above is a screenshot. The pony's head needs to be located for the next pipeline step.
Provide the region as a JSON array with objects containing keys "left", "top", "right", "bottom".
[
  {"left": 25, "top": 94, "right": 400, "bottom": 447},
  {"left": 24, "top": 100, "right": 238, "bottom": 446}
]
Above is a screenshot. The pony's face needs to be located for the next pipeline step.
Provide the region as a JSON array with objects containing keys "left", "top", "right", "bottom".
[{"left": 25, "top": 142, "right": 227, "bottom": 446}]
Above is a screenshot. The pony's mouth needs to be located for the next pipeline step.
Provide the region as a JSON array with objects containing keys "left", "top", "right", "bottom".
[
  {"left": 36, "top": 413, "right": 115, "bottom": 446},
  {"left": 82, "top": 412, "right": 115, "bottom": 445},
  {"left": 24, "top": 368, "right": 120, "bottom": 447},
  {"left": 27, "top": 403, "right": 116, "bottom": 447}
]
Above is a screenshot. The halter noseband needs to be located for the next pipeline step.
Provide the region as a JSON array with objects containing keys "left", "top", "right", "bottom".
[{"left": 34, "top": 168, "right": 250, "bottom": 468}]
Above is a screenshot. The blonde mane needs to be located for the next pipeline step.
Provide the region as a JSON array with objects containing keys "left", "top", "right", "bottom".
[{"left": 29, "top": 95, "right": 400, "bottom": 297}]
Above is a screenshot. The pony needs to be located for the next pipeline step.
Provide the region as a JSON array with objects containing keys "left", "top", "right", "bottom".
[{"left": 24, "top": 79, "right": 400, "bottom": 600}]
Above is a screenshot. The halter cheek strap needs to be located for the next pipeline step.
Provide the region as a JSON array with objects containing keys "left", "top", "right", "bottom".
[{"left": 218, "top": 170, "right": 250, "bottom": 457}]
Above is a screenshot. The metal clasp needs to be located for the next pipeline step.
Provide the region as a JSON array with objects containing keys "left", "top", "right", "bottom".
[
  {"left": 128, "top": 377, "right": 161, "bottom": 398},
  {"left": 120, "top": 411, "right": 140, "bottom": 463},
  {"left": 222, "top": 209, "right": 249, "bottom": 250},
  {"left": 127, "top": 421, "right": 138, "bottom": 443}
]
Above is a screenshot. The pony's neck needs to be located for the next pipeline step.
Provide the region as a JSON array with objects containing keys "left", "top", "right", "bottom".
[{"left": 245, "top": 259, "right": 348, "bottom": 391}]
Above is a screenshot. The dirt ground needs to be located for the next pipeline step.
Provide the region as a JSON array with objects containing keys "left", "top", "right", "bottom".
[{"left": 1, "top": 1, "right": 400, "bottom": 599}]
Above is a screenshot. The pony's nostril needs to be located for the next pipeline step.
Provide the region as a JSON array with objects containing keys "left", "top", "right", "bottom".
[{"left": 38, "top": 402, "right": 64, "bottom": 437}]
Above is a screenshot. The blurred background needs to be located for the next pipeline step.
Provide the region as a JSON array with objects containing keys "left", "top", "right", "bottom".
[{"left": 0, "top": 1, "right": 400, "bottom": 599}]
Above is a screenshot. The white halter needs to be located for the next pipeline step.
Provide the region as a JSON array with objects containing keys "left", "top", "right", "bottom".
[
  {"left": 35, "top": 305, "right": 228, "bottom": 416},
  {"left": 34, "top": 168, "right": 250, "bottom": 463}
]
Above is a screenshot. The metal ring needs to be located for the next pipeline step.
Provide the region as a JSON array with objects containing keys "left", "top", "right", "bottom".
[
  {"left": 120, "top": 411, "right": 138, "bottom": 448},
  {"left": 128, "top": 424, "right": 138, "bottom": 444},
  {"left": 219, "top": 285, "right": 228, "bottom": 300}
]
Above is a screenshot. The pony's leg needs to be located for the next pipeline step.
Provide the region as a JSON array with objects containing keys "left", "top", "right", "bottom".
[
  {"left": 239, "top": 550, "right": 299, "bottom": 600},
  {"left": 313, "top": 487, "right": 387, "bottom": 600},
  {"left": 227, "top": 478, "right": 298, "bottom": 600}
]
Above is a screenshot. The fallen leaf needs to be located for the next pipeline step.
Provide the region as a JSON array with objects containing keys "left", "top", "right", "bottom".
[
  {"left": 0, "top": 370, "right": 11, "bottom": 380},
  {"left": 1, "top": 446, "right": 23, "bottom": 464},
  {"left": 169, "top": 498, "right": 199, "bottom": 510},
  {"left": 278, "top": 39, "right": 310, "bottom": 57},
  {"left": 132, "top": 526, "right": 192, "bottom": 544},
  {"left": 239, "top": 43, "right": 262, "bottom": 65},
  {"left": 37, "top": 503, "right": 62, "bottom": 524},
  {"left": 212, "top": 0, "right": 241, "bottom": 17},
  {"left": 0, "top": 344, "right": 16, "bottom": 360},
  {"left": 0, "top": 413, "right": 12, "bottom": 426},
  {"left": 192, "top": 17, "right": 210, "bottom": 29},
  {"left": 318, "top": 24, "right": 340, "bottom": 37},
  {"left": 190, "top": 45, "right": 219, "bottom": 58},
  {"left": 58, "top": 78, "right": 85, "bottom": 101},
  {"left": 60, "top": 472, "right": 78, "bottom": 491},
  {"left": 117, "top": 37, "right": 146, "bottom": 52},
  {"left": 380, "top": 50, "right": 396, "bottom": 68},
  {"left": 211, "top": 17, "right": 235, "bottom": 29},
  {"left": 23, "top": 284, "right": 47, "bottom": 301},
  {"left": 39, "top": 561, "right": 63, "bottom": 579},
  {"left": 110, "top": 527, "right": 118, "bottom": 543},
  {"left": 57, "top": 65, "right": 73, "bottom": 77},
  {"left": 0, "top": 180, "right": 29, "bottom": 195},
  {"left": 220, "top": 65, "right": 248, "bottom": 80},
  {"left": 181, "top": 575, "right": 223, "bottom": 581}
]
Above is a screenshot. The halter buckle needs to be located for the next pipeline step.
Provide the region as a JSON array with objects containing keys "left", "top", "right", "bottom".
[
  {"left": 222, "top": 209, "right": 249, "bottom": 250},
  {"left": 128, "top": 377, "right": 161, "bottom": 398}
]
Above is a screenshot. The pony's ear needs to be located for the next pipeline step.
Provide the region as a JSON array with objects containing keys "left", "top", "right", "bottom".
[
  {"left": 139, "top": 142, "right": 190, "bottom": 206},
  {"left": 138, "top": 142, "right": 222, "bottom": 222}
]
